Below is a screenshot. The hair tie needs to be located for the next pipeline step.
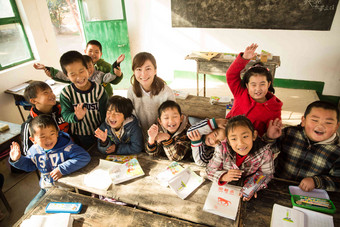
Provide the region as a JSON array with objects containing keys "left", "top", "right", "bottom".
[{"left": 248, "top": 65, "right": 269, "bottom": 71}]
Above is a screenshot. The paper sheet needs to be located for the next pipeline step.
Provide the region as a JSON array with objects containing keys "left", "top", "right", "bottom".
[{"left": 293, "top": 206, "right": 334, "bottom": 227}]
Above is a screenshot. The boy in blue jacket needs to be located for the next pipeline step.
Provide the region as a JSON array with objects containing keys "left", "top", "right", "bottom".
[
  {"left": 9, "top": 114, "right": 91, "bottom": 213},
  {"left": 95, "top": 95, "right": 143, "bottom": 155}
]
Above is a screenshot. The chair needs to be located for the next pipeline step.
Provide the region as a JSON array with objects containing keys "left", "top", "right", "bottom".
[{"left": 0, "top": 174, "right": 12, "bottom": 213}]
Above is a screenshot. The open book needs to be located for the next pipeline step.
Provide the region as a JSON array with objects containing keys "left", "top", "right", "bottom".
[
  {"left": 110, "top": 158, "right": 145, "bottom": 184},
  {"left": 106, "top": 154, "right": 137, "bottom": 163},
  {"left": 270, "top": 204, "right": 334, "bottom": 227},
  {"left": 156, "top": 161, "right": 185, "bottom": 187},
  {"left": 167, "top": 167, "right": 204, "bottom": 199},
  {"left": 203, "top": 182, "right": 242, "bottom": 220}
]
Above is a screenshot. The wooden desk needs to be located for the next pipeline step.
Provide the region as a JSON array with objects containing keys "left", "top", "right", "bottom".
[
  {"left": 185, "top": 53, "right": 280, "bottom": 97},
  {"left": 176, "top": 95, "right": 226, "bottom": 119},
  {"left": 13, "top": 187, "right": 200, "bottom": 227},
  {"left": 0, "top": 120, "right": 21, "bottom": 159},
  {"left": 58, "top": 151, "right": 238, "bottom": 227},
  {"left": 5, "top": 80, "right": 66, "bottom": 122},
  {"left": 239, "top": 178, "right": 340, "bottom": 226}
]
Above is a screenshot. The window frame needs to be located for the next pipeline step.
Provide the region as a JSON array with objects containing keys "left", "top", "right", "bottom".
[{"left": 0, "top": 0, "right": 34, "bottom": 71}]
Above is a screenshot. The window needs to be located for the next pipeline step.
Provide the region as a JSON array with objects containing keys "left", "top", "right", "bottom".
[{"left": 0, "top": 0, "right": 34, "bottom": 70}]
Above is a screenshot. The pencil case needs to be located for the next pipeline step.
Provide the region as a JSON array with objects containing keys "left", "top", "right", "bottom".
[
  {"left": 291, "top": 195, "right": 336, "bottom": 214},
  {"left": 288, "top": 186, "right": 336, "bottom": 214}
]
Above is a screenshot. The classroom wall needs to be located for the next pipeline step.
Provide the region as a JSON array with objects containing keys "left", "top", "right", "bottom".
[
  {"left": 1, "top": 0, "right": 339, "bottom": 124},
  {"left": 0, "top": 0, "right": 60, "bottom": 124},
  {"left": 125, "top": 0, "right": 340, "bottom": 97}
]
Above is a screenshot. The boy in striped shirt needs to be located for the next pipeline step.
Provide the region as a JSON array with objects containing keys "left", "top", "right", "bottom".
[{"left": 59, "top": 51, "right": 108, "bottom": 149}]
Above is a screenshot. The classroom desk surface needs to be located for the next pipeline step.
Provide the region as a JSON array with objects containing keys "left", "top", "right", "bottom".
[
  {"left": 0, "top": 120, "right": 21, "bottom": 146},
  {"left": 58, "top": 151, "right": 238, "bottom": 227},
  {"left": 13, "top": 187, "right": 202, "bottom": 227},
  {"left": 176, "top": 95, "right": 226, "bottom": 119}
]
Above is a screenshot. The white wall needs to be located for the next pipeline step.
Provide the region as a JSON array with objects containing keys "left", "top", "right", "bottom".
[
  {"left": 1, "top": 0, "right": 339, "bottom": 124},
  {"left": 125, "top": 0, "right": 340, "bottom": 97},
  {"left": 0, "top": 0, "right": 60, "bottom": 123}
]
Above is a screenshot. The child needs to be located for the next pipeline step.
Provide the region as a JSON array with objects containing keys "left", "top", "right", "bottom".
[
  {"left": 226, "top": 43, "right": 282, "bottom": 136},
  {"left": 266, "top": 101, "right": 340, "bottom": 192},
  {"left": 21, "top": 81, "right": 69, "bottom": 155},
  {"left": 206, "top": 115, "right": 274, "bottom": 201},
  {"left": 59, "top": 50, "right": 108, "bottom": 149},
  {"left": 33, "top": 55, "right": 122, "bottom": 97},
  {"left": 95, "top": 95, "right": 143, "bottom": 155},
  {"left": 127, "top": 52, "right": 175, "bottom": 136},
  {"left": 146, "top": 100, "right": 191, "bottom": 161},
  {"left": 85, "top": 39, "right": 125, "bottom": 75},
  {"left": 187, "top": 118, "right": 227, "bottom": 166},
  {"left": 9, "top": 115, "right": 91, "bottom": 213}
]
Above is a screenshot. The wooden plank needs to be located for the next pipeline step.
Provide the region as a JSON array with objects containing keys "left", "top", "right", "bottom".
[
  {"left": 58, "top": 152, "right": 238, "bottom": 227},
  {"left": 13, "top": 187, "right": 203, "bottom": 227},
  {"left": 176, "top": 95, "right": 226, "bottom": 119},
  {"left": 0, "top": 121, "right": 21, "bottom": 146}
]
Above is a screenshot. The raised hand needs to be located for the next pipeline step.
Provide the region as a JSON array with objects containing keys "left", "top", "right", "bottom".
[
  {"left": 33, "top": 63, "right": 51, "bottom": 78},
  {"left": 266, "top": 118, "right": 282, "bottom": 139},
  {"left": 117, "top": 54, "right": 125, "bottom": 64},
  {"left": 10, "top": 141, "right": 21, "bottom": 162},
  {"left": 187, "top": 130, "right": 202, "bottom": 141},
  {"left": 243, "top": 43, "right": 258, "bottom": 60},
  {"left": 94, "top": 128, "right": 108, "bottom": 142},
  {"left": 147, "top": 124, "right": 159, "bottom": 144},
  {"left": 74, "top": 103, "right": 86, "bottom": 120}
]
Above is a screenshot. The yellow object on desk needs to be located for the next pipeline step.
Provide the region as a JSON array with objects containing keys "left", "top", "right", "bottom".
[{"left": 0, "top": 123, "right": 9, "bottom": 132}]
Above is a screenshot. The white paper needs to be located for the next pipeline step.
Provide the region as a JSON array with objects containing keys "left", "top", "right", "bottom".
[
  {"left": 289, "top": 186, "right": 330, "bottom": 199},
  {"left": 83, "top": 159, "right": 120, "bottom": 190},
  {"left": 168, "top": 167, "right": 204, "bottom": 200},
  {"left": 293, "top": 206, "right": 334, "bottom": 227},
  {"left": 21, "top": 213, "right": 73, "bottom": 227},
  {"left": 203, "top": 182, "right": 241, "bottom": 220},
  {"left": 270, "top": 204, "right": 305, "bottom": 227},
  {"left": 8, "top": 83, "right": 29, "bottom": 92}
]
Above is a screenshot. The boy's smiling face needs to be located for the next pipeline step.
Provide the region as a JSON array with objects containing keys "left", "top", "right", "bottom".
[
  {"left": 158, "top": 107, "right": 183, "bottom": 134},
  {"left": 205, "top": 128, "right": 226, "bottom": 147},
  {"left": 106, "top": 106, "right": 125, "bottom": 130},
  {"left": 30, "top": 87, "right": 56, "bottom": 110},
  {"left": 301, "top": 107, "right": 339, "bottom": 142},
  {"left": 65, "top": 61, "right": 91, "bottom": 91},
  {"left": 85, "top": 44, "right": 102, "bottom": 64},
  {"left": 30, "top": 125, "right": 58, "bottom": 150}
]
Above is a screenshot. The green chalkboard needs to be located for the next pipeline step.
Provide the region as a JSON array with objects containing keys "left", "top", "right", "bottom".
[{"left": 171, "top": 0, "right": 339, "bottom": 30}]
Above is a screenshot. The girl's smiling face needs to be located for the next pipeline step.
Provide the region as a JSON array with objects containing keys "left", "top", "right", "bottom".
[
  {"left": 246, "top": 74, "right": 271, "bottom": 103},
  {"left": 106, "top": 106, "right": 125, "bottom": 130},
  {"left": 227, "top": 125, "right": 257, "bottom": 156},
  {"left": 134, "top": 59, "right": 156, "bottom": 92}
]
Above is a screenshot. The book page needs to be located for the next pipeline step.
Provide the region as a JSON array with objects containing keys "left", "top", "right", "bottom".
[
  {"left": 293, "top": 206, "right": 334, "bottom": 227},
  {"left": 270, "top": 204, "right": 305, "bottom": 227}
]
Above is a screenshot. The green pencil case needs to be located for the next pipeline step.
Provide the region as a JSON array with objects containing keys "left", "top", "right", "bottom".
[{"left": 289, "top": 186, "right": 336, "bottom": 214}]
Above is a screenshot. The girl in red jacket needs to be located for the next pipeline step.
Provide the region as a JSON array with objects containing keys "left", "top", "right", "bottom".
[{"left": 226, "top": 43, "right": 282, "bottom": 136}]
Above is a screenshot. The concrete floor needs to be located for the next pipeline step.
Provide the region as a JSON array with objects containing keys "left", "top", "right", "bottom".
[{"left": 0, "top": 82, "right": 323, "bottom": 226}]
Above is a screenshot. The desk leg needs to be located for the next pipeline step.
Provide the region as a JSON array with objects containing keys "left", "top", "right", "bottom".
[
  {"left": 196, "top": 70, "right": 199, "bottom": 96},
  {"left": 17, "top": 105, "right": 25, "bottom": 122},
  {"left": 204, "top": 74, "right": 206, "bottom": 97}
]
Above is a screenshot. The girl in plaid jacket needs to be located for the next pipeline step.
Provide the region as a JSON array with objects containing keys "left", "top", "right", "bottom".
[{"left": 206, "top": 115, "right": 274, "bottom": 201}]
